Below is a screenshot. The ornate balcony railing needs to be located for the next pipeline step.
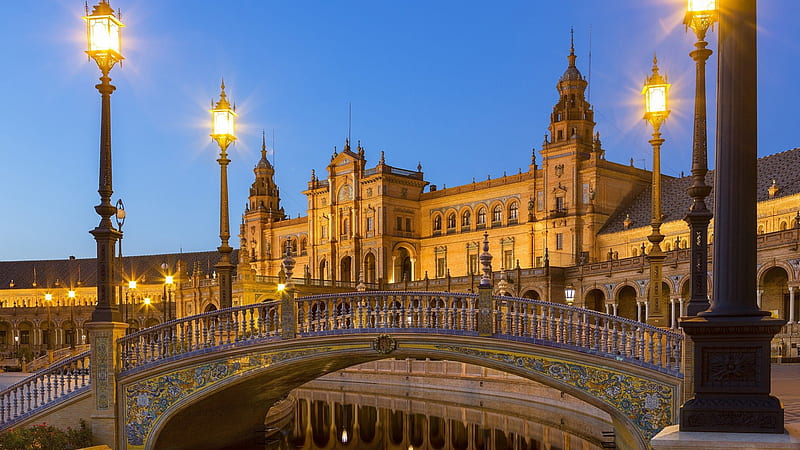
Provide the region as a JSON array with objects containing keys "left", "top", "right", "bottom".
[{"left": 0, "top": 350, "right": 91, "bottom": 430}]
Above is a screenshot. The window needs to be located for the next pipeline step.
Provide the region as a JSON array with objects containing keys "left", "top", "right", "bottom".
[
  {"left": 406, "top": 218, "right": 412, "bottom": 232},
  {"left": 537, "top": 191, "right": 544, "bottom": 211},
  {"left": 0, "top": 331, "right": 6, "bottom": 345},
  {"left": 462, "top": 211, "right": 471, "bottom": 227},
  {"left": 492, "top": 205, "right": 502, "bottom": 223},
  {"left": 556, "top": 233, "right": 564, "bottom": 250},
  {"left": 342, "top": 218, "right": 350, "bottom": 236},
  {"left": 435, "top": 246, "right": 447, "bottom": 278},
  {"left": 433, "top": 215, "right": 442, "bottom": 232},
  {"left": 477, "top": 208, "right": 487, "bottom": 225},
  {"left": 397, "top": 216, "right": 403, "bottom": 231},
  {"left": 469, "top": 254, "right": 478, "bottom": 275},
  {"left": 300, "top": 238, "right": 307, "bottom": 255},
  {"left": 503, "top": 250, "right": 513, "bottom": 271},
  {"left": 20, "top": 330, "right": 29, "bottom": 345},
  {"left": 508, "top": 202, "right": 518, "bottom": 222},
  {"left": 291, "top": 238, "right": 298, "bottom": 255},
  {"left": 321, "top": 225, "right": 327, "bottom": 239},
  {"left": 555, "top": 197, "right": 565, "bottom": 212},
  {"left": 447, "top": 213, "right": 456, "bottom": 229},
  {"left": 366, "top": 217, "right": 374, "bottom": 232}
]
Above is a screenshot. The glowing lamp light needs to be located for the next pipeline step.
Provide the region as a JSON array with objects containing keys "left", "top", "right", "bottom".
[
  {"left": 341, "top": 430, "right": 348, "bottom": 443},
  {"left": 128, "top": 280, "right": 137, "bottom": 289},
  {"left": 642, "top": 56, "right": 670, "bottom": 129},
  {"left": 143, "top": 297, "right": 151, "bottom": 305},
  {"left": 277, "top": 283, "right": 286, "bottom": 292},
  {"left": 685, "top": 0, "right": 717, "bottom": 40},
  {"left": 68, "top": 290, "right": 76, "bottom": 299},
  {"left": 210, "top": 81, "right": 237, "bottom": 151},
  {"left": 165, "top": 275, "right": 174, "bottom": 285},
  {"left": 564, "top": 285, "right": 575, "bottom": 306},
  {"left": 84, "top": 1, "right": 124, "bottom": 71},
  {"left": 44, "top": 293, "right": 53, "bottom": 302}
]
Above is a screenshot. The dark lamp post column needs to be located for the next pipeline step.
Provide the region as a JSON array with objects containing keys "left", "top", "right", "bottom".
[{"left": 679, "top": 0, "right": 785, "bottom": 433}]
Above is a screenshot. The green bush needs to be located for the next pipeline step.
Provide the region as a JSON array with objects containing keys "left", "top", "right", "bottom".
[{"left": 0, "top": 419, "right": 92, "bottom": 450}]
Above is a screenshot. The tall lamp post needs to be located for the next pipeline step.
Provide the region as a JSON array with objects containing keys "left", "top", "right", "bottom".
[
  {"left": 161, "top": 262, "right": 174, "bottom": 322},
  {"left": 115, "top": 199, "right": 126, "bottom": 321},
  {"left": 683, "top": 0, "right": 716, "bottom": 316},
  {"left": 642, "top": 56, "right": 670, "bottom": 327},
  {"left": 84, "top": 0, "right": 124, "bottom": 323},
  {"left": 44, "top": 293, "right": 54, "bottom": 363},
  {"left": 210, "top": 81, "right": 237, "bottom": 309},
  {"left": 68, "top": 290, "right": 76, "bottom": 350}
]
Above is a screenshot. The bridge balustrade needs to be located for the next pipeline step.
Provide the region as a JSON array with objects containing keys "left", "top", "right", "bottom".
[
  {"left": 119, "top": 302, "right": 282, "bottom": 371},
  {"left": 0, "top": 351, "right": 90, "bottom": 428}
]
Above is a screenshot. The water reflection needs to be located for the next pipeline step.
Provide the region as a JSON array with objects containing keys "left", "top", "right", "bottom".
[{"left": 256, "top": 382, "right": 610, "bottom": 450}]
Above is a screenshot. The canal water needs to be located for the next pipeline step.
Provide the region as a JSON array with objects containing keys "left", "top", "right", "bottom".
[{"left": 235, "top": 373, "right": 614, "bottom": 449}]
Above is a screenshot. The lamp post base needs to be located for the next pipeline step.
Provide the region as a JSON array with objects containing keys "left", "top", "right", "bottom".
[{"left": 679, "top": 315, "right": 785, "bottom": 433}]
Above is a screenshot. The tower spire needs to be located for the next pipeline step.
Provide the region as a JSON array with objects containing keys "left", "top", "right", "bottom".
[
  {"left": 568, "top": 27, "right": 577, "bottom": 67},
  {"left": 261, "top": 129, "right": 267, "bottom": 160}
]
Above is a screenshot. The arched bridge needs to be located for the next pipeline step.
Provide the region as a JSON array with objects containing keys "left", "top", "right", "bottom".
[{"left": 0, "top": 290, "right": 683, "bottom": 450}]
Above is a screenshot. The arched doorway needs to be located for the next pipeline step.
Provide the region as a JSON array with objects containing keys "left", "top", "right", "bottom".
[
  {"left": 394, "top": 247, "right": 413, "bottom": 282},
  {"left": 363, "top": 252, "right": 376, "bottom": 284},
  {"left": 204, "top": 304, "right": 218, "bottom": 313},
  {"left": 319, "top": 259, "right": 328, "bottom": 281},
  {"left": 521, "top": 290, "right": 540, "bottom": 300},
  {"left": 761, "top": 266, "right": 789, "bottom": 319},
  {"left": 584, "top": 289, "right": 605, "bottom": 312},
  {"left": 340, "top": 256, "right": 352, "bottom": 283},
  {"left": 616, "top": 285, "right": 637, "bottom": 320}
]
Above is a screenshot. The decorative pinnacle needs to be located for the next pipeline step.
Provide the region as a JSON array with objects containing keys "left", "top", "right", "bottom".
[
  {"left": 568, "top": 27, "right": 577, "bottom": 67},
  {"left": 479, "top": 232, "right": 493, "bottom": 288},
  {"left": 213, "top": 78, "right": 231, "bottom": 110},
  {"left": 261, "top": 130, "right": 267, "bottom": 158},
  {"left": 282, "top": 240, "right": 295, "bottom": 283}
]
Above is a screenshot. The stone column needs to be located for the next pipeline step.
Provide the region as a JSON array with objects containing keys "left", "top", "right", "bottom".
[
  {"left": 756, "top": 289, "right": 763, "bottom": 309},
  {"left": 679, "top": 297, "right": 685, "bottom": 318},
  {"left": 644, "top": 300, "right": 649, "bottom": 322},
  {"left": 85, "top": 321, "right": 128, "bottom": 448},
  {"left": 670, "top": 298, "right": 677, "bottom": 329},
  {"left": 636, "top": 302, "right": 642, "bottom": 322},
  {"left": 612, "top": 303, "right": 618, "bottom": 316},
  {"left": 789, "top": 286, "right": 795, "bottom": 324}
]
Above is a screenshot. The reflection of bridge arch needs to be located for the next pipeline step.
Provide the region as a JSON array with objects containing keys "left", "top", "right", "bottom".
[{"left": 115, "top": 292, "right": 682, "bottom": 450}]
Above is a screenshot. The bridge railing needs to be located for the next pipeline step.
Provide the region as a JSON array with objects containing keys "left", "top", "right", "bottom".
[
  {"left": 117, "top": 291, "right": 682, "bottom": 376},
  {"left": 0, "top": 350, "right": 91, "bottom": 430},
  {"left": 119, "top": 301, "right": 282, "bottom": 371},
  {"left": 294, "top": 291, "right": 682, "bottom": 374}
]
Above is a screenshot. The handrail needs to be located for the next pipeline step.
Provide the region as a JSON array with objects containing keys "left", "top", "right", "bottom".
[
  {"left": 117, "top": 291, "right": 683, "bottom": 375},
  {"left": 118, "top": 301, "right": 283, "bottom": 372},
  {"left": 0, "top": 350, "right": 91, "bottom": 430}
]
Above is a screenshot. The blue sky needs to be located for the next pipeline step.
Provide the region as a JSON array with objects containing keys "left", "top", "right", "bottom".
[{"left": 1, "top": 0, "right": 799, "bottom": 261}]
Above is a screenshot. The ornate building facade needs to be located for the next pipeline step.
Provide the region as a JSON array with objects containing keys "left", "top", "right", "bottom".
[{"left": 1, "top": 43, "right": 799, "bottom": 360}]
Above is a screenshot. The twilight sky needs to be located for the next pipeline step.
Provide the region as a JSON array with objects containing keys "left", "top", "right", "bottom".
[{"left": 1, "top": 0, "right": 798, "bottom": 261}]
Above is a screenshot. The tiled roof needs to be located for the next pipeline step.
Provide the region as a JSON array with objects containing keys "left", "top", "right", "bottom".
[
  {"left": 600, "top": 148, "right": 800, "bottom": 234},
  {"left": 0, "top": 250, "right": 237, "bottom": 290}
]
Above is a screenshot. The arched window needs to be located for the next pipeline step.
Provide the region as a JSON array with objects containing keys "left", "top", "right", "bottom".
[
  {"left": 461, "top": 210, "right": 471, "bottom": 227},
  {"left": 433, "top": 215, "right": 442, "bottom": 232},
  {"left": 291, "top": 238, "right": 298, "bottom": 255},
  {"left": 508, "top": 202, "right": 519, "bottom": 221},
  {"left": 300, "top": 237, "right": 308, "bottom": 255},
  {"left": 492, "top": 205, "right": 502, "bottom": 223},
  {"left": 447, "top": 213, "right": 456, "bottom": 229},
  {"left": 477, "top": 208, "right": 487, "bottom": 225},
  {"left": 342, "top": 218, "right": 350, "bottom": 236}
]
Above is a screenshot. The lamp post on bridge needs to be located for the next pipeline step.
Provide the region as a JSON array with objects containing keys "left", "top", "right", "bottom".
[
  {"left": 210, "top": 81, "right": 237, "bottom": 309},
  {"left": 642, "top": 56, "right": 670, "bottom": 328},
  {"left": 683, "top": 0, "right": 716, "bottom": 316},
  {"left": 82, "top": 2, "right": 130, "bottom": 445}
]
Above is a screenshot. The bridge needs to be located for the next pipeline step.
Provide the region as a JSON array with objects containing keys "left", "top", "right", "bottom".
[{"left": 0, "top": 290, "right": 683, "bottom": 450}]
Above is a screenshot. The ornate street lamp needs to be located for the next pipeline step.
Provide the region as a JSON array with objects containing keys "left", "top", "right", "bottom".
[
  {"left": 115, "top": 199, "right": 126, "bottom": 321},
  {"left": 161, "top": 262, "right": 174, "bottom": 321},
  {"left": 564, "top": 285, "right": 575, "bottom": 306},
  {"left": 642, "top": 56, "right": 670, "bottom": 327},
  {"left": 68, "top": 290, "right": 77, "bottom": 349},
  {"left": 683, "top": 0, "right": 716, "bottom": 316},
  {"left": 84, "top": 1, "right": 125, "bottom": 323},
  {"left": 44, "top": 293, "right": 54, "bottom": 362},
  {"left": 210, "top": 80, "right": 237, "bottom": 309}
]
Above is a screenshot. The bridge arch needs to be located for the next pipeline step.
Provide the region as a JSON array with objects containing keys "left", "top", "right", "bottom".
[{"left": 121, "top": 333, "right": 678, "bottom": 450}]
